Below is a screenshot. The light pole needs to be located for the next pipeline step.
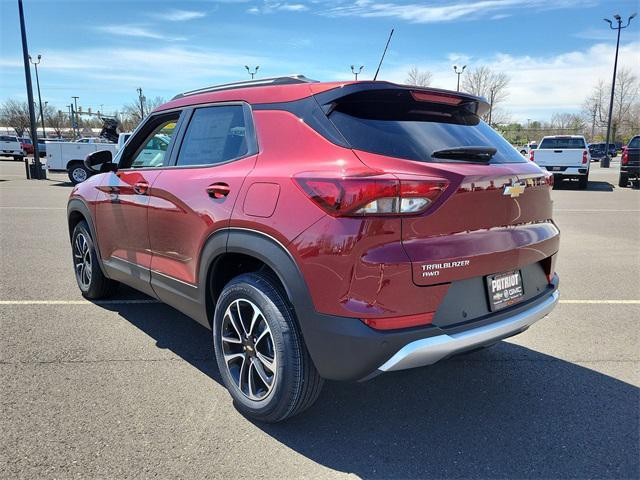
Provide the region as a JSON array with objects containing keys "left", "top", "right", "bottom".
[
  {"left": 453, "top": 64, "right": 466, "bottom": 92},
  {"left": 17, "top": 0, "right": 41, "bottom": 178},
  {"left": 245, "top": 65, "right": 259, "bottom": 79},
  {"left": 29, "top": 54, "right": 46, "bottom": 138},
  {"left": 601, "top": 12, "right": 636, "bottom": 168},
  {"left": 488, "top": 86, "right": 496, "bottom": 126},
  {"left": 350, "top": 65, "right": 364, "bottom": 80},
  {"left": 72, "top": 96, "right": 80, "bottom": 138},
  {"left": 136, "top": 87, "right": 145, "bottom": 119}
]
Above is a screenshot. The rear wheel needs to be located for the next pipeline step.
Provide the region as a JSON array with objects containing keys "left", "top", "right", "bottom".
[
  {"left": 71, "top": 221, "right": 118, "bottom": 299},
  {"left": 213, "top": 272, "right": 323, "bottom": 423},
  {"left": 618, "top": 172, "right": 629, "bottom": 188},
  {"left": 578, "top": 174, "right": 588, "bottom": 190},
  {"left": 68, "top": 162, "right": 90, "bottom": 184}
]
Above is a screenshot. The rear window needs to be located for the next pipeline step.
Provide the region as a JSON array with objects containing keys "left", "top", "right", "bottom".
[
  {"left": 0, "top": 136, "right": 17, "bottom": 142},
  {"left": 539, "top": 137, "right": 586, "bottom": 149},
  {"left": 628, "top": 137, "right": 640, "bottom": 148},
  {"left": 327, "top": 89, "right": 525, "bottom": 164}
]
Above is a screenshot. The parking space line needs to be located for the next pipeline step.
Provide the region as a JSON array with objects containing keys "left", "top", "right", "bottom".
[
  {"left": 555, "top": 209, "right": 640, "bottom": 212},
  {"left": 0, "top": 207, "right": 66, "bottom": 210},
  {"left": 0, "top": 299, "right": 161, "bottom": 305},
  {"left": 0, "top": 299, "right": 638, "bottom": 305}
]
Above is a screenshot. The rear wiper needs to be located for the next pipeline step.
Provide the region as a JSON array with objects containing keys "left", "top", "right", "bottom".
[{"left": 431, "top": 146, "right": 497, "bottom": 162}]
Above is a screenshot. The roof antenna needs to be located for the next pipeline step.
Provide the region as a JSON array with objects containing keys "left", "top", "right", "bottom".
[{"left": 373, "top": 28, "right": 394, "bottom": 81}]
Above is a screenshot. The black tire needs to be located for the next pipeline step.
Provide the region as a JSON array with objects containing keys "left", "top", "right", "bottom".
[
  {"left": 578, "top": 174, "right": 588, "bottom": 190},
  {"left": 71, "top": 221, "right": 119, "bottom": 299},
  {"left": 618, "top": 172, "right": 629, "bottom": 188},
  {"left": 68, "top": 162, "right": 90, "bottom": 184},
  {"left": 213, "top": 272, "right": 323, "bottom": 423}
]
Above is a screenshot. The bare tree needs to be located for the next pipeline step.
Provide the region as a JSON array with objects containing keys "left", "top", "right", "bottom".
[
  {"left": 462, "top": 66, "right": 510, "bottom": 123},
  {"left": 46, "top": 108, "right": 68, "bottom": 138},
  {"left": 405, "top": 66, "right": 433, "bottom": 87},
  {"left": 0, "top": 99, "right": 32, "bottom": 137},
  {"left": 582, "top": 79, "right": 608, "bottom": 141},
  {"left": 612, "top": 68, "right": 639, "bottom": 142},
  {"left": 121, "top": 95, "right": 166, "bottom": 130}
]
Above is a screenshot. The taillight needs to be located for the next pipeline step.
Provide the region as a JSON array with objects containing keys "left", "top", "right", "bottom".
[
  {"left": 294, "top": 175, "right": 448, "bottom": 216},
  {"left": 622, "top": 149, "right": 629, "bottom": 165},
  {"left": 529, "top": 150, "right": 535, "bottom": 162},
  {"left": 582, "top": 150, "right": 588, "bottom": 164}
]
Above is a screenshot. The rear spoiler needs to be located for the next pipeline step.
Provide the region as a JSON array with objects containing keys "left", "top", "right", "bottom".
[{"left": 311, "top": 81, "right": 490, "bottom": 117}]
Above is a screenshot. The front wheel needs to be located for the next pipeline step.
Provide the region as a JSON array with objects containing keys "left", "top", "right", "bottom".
[
  {"left": 618, "top": 172, "right": 629, "bottom": 188},
  {"left": 71, "top": 221, "right": 119, "bottom": 299},
  {"left": 13, "top": 155, "right": 24, "bottom": 161},
  {"left": 68, "top": 162, "right": 90, "bottom": 184},
  {"left": 213, "top": 272, "right": 323, "bottom": 423}
]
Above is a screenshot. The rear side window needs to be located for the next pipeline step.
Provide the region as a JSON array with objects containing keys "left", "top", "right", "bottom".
[
  {"left": 539, "top": 137, "right": 586, "bottom": 149},
  {"left": 628, "top": 137, "right": 640, "bottom": 148},
  {"left": 0, "top": 136, "right": 17, "bottom": 142},
  {"left": 327, "top": 89, "right": 525, "bottom": 164},
  {"left": 176, "top": 105, "right": 250, "bottom": 167}
]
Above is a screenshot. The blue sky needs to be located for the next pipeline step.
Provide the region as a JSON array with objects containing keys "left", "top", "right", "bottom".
[{"left": 1, "top": 0, "right": 638, "bottom": 121}]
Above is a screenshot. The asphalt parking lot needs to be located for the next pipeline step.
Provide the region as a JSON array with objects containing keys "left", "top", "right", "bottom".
[{"left": 1, "top": 159, "right": 638, "bottom": 479}]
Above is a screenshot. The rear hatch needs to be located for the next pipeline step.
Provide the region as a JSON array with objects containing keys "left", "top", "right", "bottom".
[
  {"left": 534, "top": 137, "right": 587, "bottom": 167},
  {"left": 624, "top": 137, "right": 640, "bottom": 167},
  {"left": 320, "top": 86, "right": 558, "bottom": 310}
]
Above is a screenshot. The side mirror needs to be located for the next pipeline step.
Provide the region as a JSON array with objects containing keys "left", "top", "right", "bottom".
[{"left": 84, "top": 150, "right": 116, "bottom": 173}]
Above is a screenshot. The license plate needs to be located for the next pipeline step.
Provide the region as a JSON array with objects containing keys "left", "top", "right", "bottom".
[
  {"left": 486, "top": 270, "right": 524, "bottom": 311},
  {"left": 551, "top": 166, "right": 562, "bottom": 171}
]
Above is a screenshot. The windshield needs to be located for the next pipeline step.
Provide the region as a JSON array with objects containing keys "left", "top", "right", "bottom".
[
  {"left": 0, "top": 136, "right": 17, "bottom": 142},
  {"left": 539, "top": 137, "right": 586, "bottom": 149},
  {"left": 327, "top": 89, "right": 525, "bottom": 164}
]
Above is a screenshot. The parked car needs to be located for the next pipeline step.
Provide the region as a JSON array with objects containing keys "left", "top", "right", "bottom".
[
  {"left": 531, "top": 135, "right": 590, "bottom": 189},
  {"left": 619, "top": 135, "right": 640, "bottom": 188},
  {"left": 588, "top": 142, "right": 616, "bottom": 159},
  {"left": 519, "top": 142, "right": 538, "bottom": 155},
  {"left": 68, "top": 76, "right": 560, "bottom": 422},
  {"left": 0, "top": 135, "right": 25, "bottom": 161},
  {"left": 19, "top": 137, "right": 34, "bottom": 155},
  {"left": 37, "top": 139, "right": 47, "bottom": 157}
]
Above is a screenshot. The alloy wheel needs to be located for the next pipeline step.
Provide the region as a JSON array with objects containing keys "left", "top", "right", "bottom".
[
  {"left": 72, "top": 167, "right": 87, "bottom": 183},
  {"left": 73, "top": 232, "right": 92, "bottom": 289},
  {"left": 220, "top": 299, "right": 277, "bottom": 401}
]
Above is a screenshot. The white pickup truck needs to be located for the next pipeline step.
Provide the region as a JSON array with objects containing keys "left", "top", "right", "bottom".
[
  {"left": 0, "top": 135, "right": 25, "bottom": 161},
  {"left": 45, "top": 133, "right": 131, "bottom": 184},
  {"left": 530, "top": 135, "right": 590, "bottom": 189}
]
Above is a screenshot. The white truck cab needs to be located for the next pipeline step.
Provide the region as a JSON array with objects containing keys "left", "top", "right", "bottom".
[
  {"left": 0, "top": 135, "right": 25, "bottom": 161},
  {"left": 531, "top": 135, "right": 590, "bottom": 189}
]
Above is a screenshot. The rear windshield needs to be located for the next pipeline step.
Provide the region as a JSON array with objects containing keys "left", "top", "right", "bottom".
[
  {"left": 327, "top": 90, "right": 525, "bottom": 164},
  {"left": 0, "top": 136, "right": 17, "bottom": 142},
  {"left": 628, "top": 137, "right": 640, "bottom": 148},
  {"left": 539, "top": 137, "right": 586, "bottom": 149}
]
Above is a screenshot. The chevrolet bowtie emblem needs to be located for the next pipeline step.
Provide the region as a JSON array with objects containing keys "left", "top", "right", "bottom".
[{"left": 503, "top": 183, "right": 525, "bottom": 198}]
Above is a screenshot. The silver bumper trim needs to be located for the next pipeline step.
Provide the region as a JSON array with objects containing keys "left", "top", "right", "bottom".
[{"left": 378, "top": 290, "right": 559, "bottom": 372}]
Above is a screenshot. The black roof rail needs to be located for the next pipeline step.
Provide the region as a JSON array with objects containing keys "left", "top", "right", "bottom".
[{"left": 171, "top": 75, "right": 318, "bottom": 100}]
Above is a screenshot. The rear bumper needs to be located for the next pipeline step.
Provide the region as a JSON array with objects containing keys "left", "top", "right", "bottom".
[
  {"left": 305, "top": 275, "right": 559, "bottom": 381},
  {"left": 378, "top": 289, "right": 558, "bottom": 372},
  {"left": 543, "top": 166, "right": 588, "bottom": 176}
]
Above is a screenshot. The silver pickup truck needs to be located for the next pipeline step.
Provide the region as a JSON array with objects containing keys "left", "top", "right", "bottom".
[{"left": 530, "top": 135, "right": 590, "bottom": 189}]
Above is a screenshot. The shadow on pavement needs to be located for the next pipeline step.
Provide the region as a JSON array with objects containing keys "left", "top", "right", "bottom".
[
  {"left": 103, "top": 296, "right": 639, "bottom": 479},
  {"left": 554, "top": 180, "right": 614, "bottom": 192}
]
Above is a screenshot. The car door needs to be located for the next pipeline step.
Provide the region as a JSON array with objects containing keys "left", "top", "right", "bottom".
[
  {"left": 147, "top": 103, "right": 258, "bottom": 310},
  {"left": 94, "top": 111, "right": 183, "bottom": 295}
]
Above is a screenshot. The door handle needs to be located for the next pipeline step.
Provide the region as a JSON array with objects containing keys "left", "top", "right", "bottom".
[
  {"left": 207, "top": 183, "right": 231, "bottom": 199},
  {"left": 133, "top": 181, "right": 150, "bottom": 195}
]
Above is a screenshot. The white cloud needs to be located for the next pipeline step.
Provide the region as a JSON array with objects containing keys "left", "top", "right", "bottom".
[
  {"left": 321, "top": 0, "right": 593, "bottom": 23},
  {"left": 247, "top": 1, "right": 309, "bottom": 14},
  {"left": 152, "top": 9, "right": 207, "bottom": 22},
  {"left": 96, "top": 24, "right": 185, "bottom": 41},
  {"left": 380, "top": 41, "right": 640, "bottom": 121}
]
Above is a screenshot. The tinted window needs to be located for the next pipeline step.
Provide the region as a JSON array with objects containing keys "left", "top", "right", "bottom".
[
  {"left": 539, "top": 137, "right": 586, "bottom": 149},
  {"left": 176, "top": 106, "right": 249, "bottom": 167},
  {"left": 627, "top": 137, "right": 640, "bottom": 148},
  {"left": 128, "top": 119, "right": 178, "bottom": 168},
  {"left": 0, "top": 136, "right": 17, "bottom": 142},
  {"left": 327, "top": 90, "right": 525, "bottom": 164}
]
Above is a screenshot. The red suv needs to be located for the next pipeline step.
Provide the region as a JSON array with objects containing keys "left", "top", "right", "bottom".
[{"left": 68, "top": 76, "right": 559, "bottom": 422}]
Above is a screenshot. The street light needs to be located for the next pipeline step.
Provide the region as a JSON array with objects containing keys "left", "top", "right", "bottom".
[
  {"left": 29, "top": 54, "right": 46, "bottom": 138},
  {"left": 350, "top": 65, "right": 364, "bottom": 80},
  {"left": 601, "top": 12, "right": 636, "bottom": 168},
  {"left": 453, "top": 64, "right": 466, "bottom": 92},
  {"left": 245, "top": 65, "right": 259, "bottom": 79}
]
